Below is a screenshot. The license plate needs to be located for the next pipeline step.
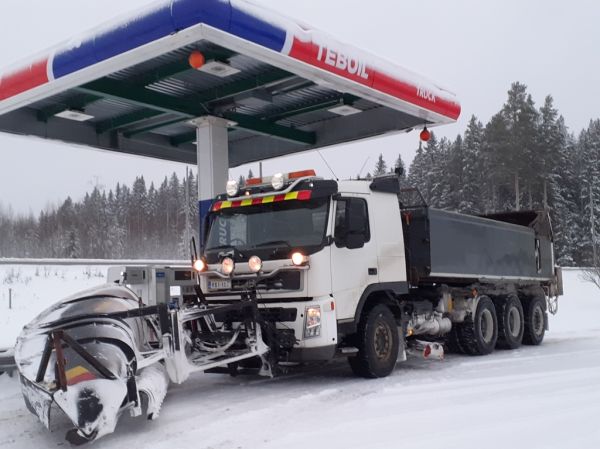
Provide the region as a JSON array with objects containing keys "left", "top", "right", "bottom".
[{"left": 208, "top": 279, "right": 232, "bottom": 290}]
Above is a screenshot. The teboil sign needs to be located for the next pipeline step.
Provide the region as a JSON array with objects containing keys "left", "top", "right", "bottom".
[
  {"left": 316, "top": 44, "right": 370, "bottom": 80},
  {"left": 289, "top": 38, "right": 374, "bottom": 87}
]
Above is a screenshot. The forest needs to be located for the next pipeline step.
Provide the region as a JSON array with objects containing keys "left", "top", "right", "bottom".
[{"left": 0, "top": 82, "right": 598, "bottom": 265}]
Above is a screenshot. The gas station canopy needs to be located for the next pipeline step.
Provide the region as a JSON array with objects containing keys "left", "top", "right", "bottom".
[{"left": 0, "top": 0, "right": 461, "bottom": 167}]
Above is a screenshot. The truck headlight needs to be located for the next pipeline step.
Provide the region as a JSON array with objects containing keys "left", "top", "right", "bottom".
[
  {"left": 193, "top": 258, "right": 207, "bottom": 273},
  {"left": 248, "top": 255, "right": 262, "bottom": 273},
  {"left": 221, "top": 257, "right": 235, "bottom": 276},
  {"left": 291, "top": 252, "right": 309, "bottom": 266},
  {"left": 304, "top": 305, "right": 321, "bottom": 338}
]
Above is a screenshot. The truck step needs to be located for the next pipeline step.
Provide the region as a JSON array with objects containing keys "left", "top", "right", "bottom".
[{"left": 337, "top": 347, "right": 359, "bottom": 356}]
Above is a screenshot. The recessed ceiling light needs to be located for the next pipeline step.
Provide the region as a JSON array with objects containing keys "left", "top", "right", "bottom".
[
  {"left": 199, "top": 61, "right": 241, "bottom": 78},
  {"left": 328, "top": 105, "right": 362, "bottom": 116},
  {"left": 55, "top": 109, "right": 95, "bottom": 122}
]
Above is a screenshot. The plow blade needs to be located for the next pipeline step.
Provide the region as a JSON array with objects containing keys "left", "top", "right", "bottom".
[{"left": 14, "top": 284, "right": 269, "bottom": 444}]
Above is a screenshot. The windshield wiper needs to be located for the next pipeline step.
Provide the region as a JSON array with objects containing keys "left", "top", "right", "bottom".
[
  {"left": 252, "top": 240, "right": 292, "bottom": 249},
  {"left": 206, "top": 245, "right": 235, "bottom": 251}
]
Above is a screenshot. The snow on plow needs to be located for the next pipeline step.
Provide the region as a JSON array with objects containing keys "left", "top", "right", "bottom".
[{"left": 14, "top": 284, "right": 271, "bottom": 445}]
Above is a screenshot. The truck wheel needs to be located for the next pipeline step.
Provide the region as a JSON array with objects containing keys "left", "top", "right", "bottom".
[
  {"left": 445, "top": 327, "right": 466, "bottom": 354},
  {"left": 348, "top": 304, "right": 399, "bottom": 378},
  {"left": 495, "top": 295, "right": 524, "bottom": 350},
  {"left": 522, "top": 296, "right": 546, "bottom": 346},
  {"left": 456, "top": 296, "right": 498, "bottom": 356}
]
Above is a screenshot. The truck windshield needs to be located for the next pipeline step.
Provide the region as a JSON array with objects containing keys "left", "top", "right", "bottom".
[{"left": 206, "top": 198, "right": 329, "bottom": 254}]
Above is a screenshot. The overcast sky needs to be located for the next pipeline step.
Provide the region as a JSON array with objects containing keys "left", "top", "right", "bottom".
[{"left": 0, "top": 0, "right": 598, "bottom": 215}]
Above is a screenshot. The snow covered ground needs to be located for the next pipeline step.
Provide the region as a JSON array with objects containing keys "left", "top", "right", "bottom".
[{"left": 0, "top": 266, "right": 599, "bottom": 449}]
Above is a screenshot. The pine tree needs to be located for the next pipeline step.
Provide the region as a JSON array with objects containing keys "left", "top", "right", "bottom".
[
  {"left": 393, "top": 154, "right": 406, "bottom": 178},
  {"left": 428, "top": 136, "right": 453, "bottom": 209},
  {"left": 373, "top": 154, "right": 388, "bottom": 176},
  {"left": 501, "top": 82, "right": 541, "bottom": 210},
  {"left": 408, "top": 141, "right": 429, "bottom": 200},
  {"left": 459, "top": 116, "right": 485, "bottom": 213}
]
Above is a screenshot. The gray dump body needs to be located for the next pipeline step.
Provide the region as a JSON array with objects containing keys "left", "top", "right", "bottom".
[{"left": 402, "top": 206, "right": 554, "bottom": 285}]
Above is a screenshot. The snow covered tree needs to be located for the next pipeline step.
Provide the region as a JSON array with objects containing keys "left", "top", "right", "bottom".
[
  {"left": 373, "top": 153, "right": 388, "bottom": 176},
  {"left": 459, "top": 116, "right": 485, "bottom": 213},
  {"left": 408, "top": 141, "right": 430, "bottom": 201},
  {"left": 393, "top": 154, "right": 406, "bottom": 178},
  {"left": 428, "top": 136, "right": 453, "bottom": 209}
]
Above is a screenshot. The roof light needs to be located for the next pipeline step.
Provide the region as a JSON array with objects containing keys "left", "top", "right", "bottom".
[
  {"left": 271, "top": 173, "right": 285, "bottom": 190},
  {"left": 245, "top": 177, "right": 263, "bottom": 186},
  {"left": 199, "top": 60, "right": 241, "bottom": 78},
  {"left": 226, "top": 180, "right": 240, "bottom": 197},
  {"left": 420, "top": 126, "right": 431, "bottom": 142},
  {"left": 328, "top": 104, "right": 362, "bottom": 116},
  {"left": 188, "top": 51, "right": 206, "bottom": 70},
  {"left": 289, "top": 169, "right": 316, "bottom": 180},
  {"left": 55, "top": 109, "right": 94, "bottom": 122},
  {"left": 245, "top": 170, "right": 317, "bottom": 191}
]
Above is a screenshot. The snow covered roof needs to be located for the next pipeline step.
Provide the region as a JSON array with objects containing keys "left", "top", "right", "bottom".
[{"left": 0, "top": 0, "right": 461, "bottom": 166}]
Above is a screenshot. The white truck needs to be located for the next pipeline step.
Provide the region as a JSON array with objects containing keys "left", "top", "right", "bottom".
[
  {"left": 194, "top": 169, "right": 563, "bottom": 377},
  {"left": 13, "top": 169, "right": 563, "bottom": 444}
]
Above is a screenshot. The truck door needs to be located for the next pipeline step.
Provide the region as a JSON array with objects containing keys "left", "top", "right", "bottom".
[{"left": 330, "top": 196, "right": 379, "bottom": 321}]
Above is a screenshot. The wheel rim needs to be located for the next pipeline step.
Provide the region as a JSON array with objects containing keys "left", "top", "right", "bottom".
[
  {"left": 508, "top": 306, "right": 522, "bottom": 337},
  {"left": 374, "top": 319, "right": 392, "bottom": 360},
  {"left": 532, "top": 304, "right": 544, "bottom": 336},
  {"left": 480, "top": 309, "right": 494, "bottom": 344}
]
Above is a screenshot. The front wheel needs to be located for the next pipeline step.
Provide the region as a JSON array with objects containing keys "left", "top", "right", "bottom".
[{"left": 348, "top": 304, "right": 399, "bottom": 378}]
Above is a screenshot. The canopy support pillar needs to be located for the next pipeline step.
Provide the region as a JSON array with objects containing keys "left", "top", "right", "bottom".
[{"left": 192, "top": 116, "right": 230, "bottom": 249}]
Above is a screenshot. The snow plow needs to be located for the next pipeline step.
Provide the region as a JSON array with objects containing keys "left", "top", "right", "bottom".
[{"left": 14, "top": 282, "right": 273, "bottom": 445}]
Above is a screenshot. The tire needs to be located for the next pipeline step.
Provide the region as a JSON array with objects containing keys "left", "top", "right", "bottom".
[
  {"left": 455, "top": 296, "right": 498, "bottom": 356},
  {"left": 495, "top": 295, "right": 524, "bottom": 350},
  {"left": 445, "top": 326, "right": 466, "bottom": 354},
  {"left": 348, "top": 304, "right": 399, "bottom": 378},
  {"left": 522, "top": 295, "right": 546, "bottom": 346}
]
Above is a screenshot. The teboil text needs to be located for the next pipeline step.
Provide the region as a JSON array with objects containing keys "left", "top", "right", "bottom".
[{"left": 316, "top": 44, "right": 369, "bottom": 80}]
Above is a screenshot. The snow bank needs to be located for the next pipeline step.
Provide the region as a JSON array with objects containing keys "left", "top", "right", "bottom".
[{"left": 0, "top": 264, "right": 110, "bottom": 347}]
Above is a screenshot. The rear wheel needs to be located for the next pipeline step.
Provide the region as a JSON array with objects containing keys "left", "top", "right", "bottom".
[
  {"left": 495, "top": 295, "right": 524, "bottom": 349},
  {"left": 349, "top": 304, "right": 399, "bottom": 378},
  {"left": 522, "top": 295, "right": 546, "bottom": 346},
  {"left": 455, "top": 296, "right": 498, "bottom": 356}
]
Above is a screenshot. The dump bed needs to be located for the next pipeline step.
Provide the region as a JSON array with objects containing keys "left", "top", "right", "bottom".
[{"left": 400, "top": 201, "right": 554, "bottom": 285}]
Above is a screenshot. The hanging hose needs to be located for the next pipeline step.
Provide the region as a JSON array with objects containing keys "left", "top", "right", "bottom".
[{"left": 195, "top": 326, "right": 242, "bottom": 353}]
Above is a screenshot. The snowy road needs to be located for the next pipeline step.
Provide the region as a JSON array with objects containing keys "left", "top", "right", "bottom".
[{"left": 0, "top": 267, "right": 599, "bottom": 449}]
